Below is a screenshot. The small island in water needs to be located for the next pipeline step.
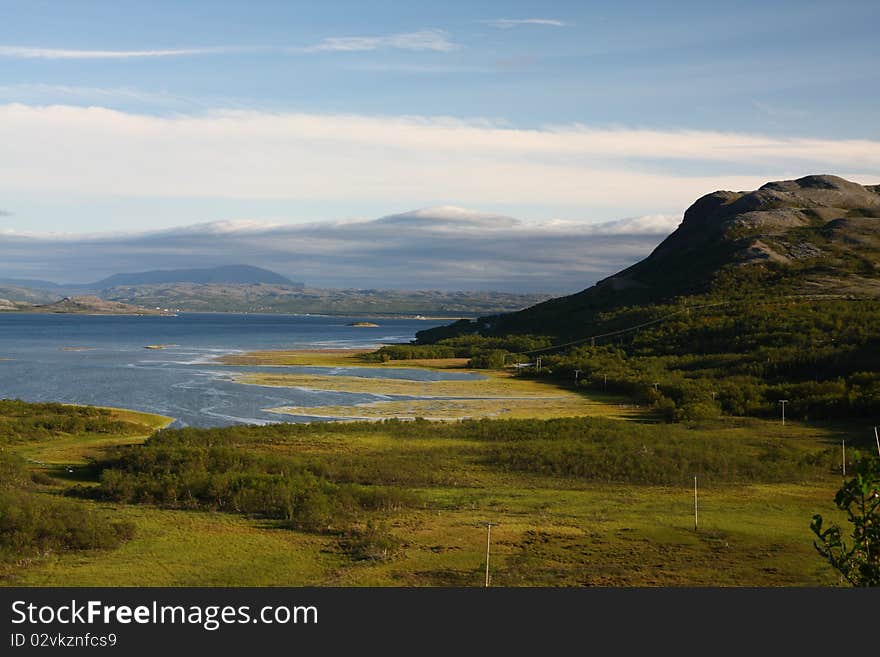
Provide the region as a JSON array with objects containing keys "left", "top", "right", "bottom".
[{"left": 348, "top": 321, "right": 380, "bottom": 327}]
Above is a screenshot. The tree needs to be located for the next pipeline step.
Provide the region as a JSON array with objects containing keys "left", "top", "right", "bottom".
[{"left": 811, "top": 454, "right": 880, "bottom": 586}]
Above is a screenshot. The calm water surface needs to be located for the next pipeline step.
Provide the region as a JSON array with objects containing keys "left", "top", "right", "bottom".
[{"left": 0, "top": 313, "right": 477, "bottom": 427}]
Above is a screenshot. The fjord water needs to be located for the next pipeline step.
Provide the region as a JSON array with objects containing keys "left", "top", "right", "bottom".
[{"left": 0, "top": 313, "right": 473, "bottom": 427}]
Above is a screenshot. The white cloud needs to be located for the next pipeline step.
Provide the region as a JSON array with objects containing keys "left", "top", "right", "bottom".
[
  {"left": 303, "top": 29, "right": 458, "bottom": 53},
  {"left": 0, "top": 104, "right": 876, "bottom": 216},
  {"left": 0, "top": 31, "right": 458, "bottom": 60},
  {"left": 485, "top": 19, "right": 567, "bottom": 29},
  {"left": 577, "top": 214, "right": 682, "bottom": 235},
  {"left": 0, "top": 45, "right": 228, "bottom": 59},
  {"left": 0, "top": 83, "right": 203, "bottom": 109},
  {"left": 348, "top": 62, "right": 496, "bottom": 74},
  {"left": 0, "top": 208, "right": 677, "bottom": 292}
]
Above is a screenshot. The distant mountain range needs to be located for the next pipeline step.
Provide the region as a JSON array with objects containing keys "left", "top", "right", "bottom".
[
  {"left": 418, "top": 174, "right": 880, "bottom": 341},
  {"left": 0, "top": 264, "right": 551, "bottom": 317},
  {"left": 99, "top": 285, "right": 551, "bottom": 316},
  {"left": 91, "top": 265, "right": 300, "bottom": 288},
  {"left": 0, "top": 265, "right": 299, "bottom": 290}
]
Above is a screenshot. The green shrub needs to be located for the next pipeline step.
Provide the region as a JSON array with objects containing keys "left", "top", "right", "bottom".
[
  {"left": 811, "top": 454, "right": 880, "bottom": 586},
  {"left": 0, "top": 490, "right": 135, "bottom": 559},
  {"left": 0, "top": 399, "right": 147, "bottom": 445},
  {"left": 90, "top": 437, "right": 420, "bottom": 534},
  {"left": 339, "top": 521, "right": 403, "bottom": 562}
]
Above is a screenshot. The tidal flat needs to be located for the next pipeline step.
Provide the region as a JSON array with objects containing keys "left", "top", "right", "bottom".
[{"left": 219, "top": 349, "right": 637, "bottom": 421}]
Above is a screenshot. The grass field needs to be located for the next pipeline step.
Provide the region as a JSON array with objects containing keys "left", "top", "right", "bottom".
[
  {"left": 8, "top": 478, "right": 841, "bottom": 587},
  {"left": 1, "top": 400, "right": 851, "bottom": 587}
]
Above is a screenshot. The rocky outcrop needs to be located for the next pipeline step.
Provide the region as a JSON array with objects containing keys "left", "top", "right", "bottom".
[
  {"left": 418, "top": 175, "right": 880, "bottom": 342},
  {"left": 619, "top": 174, "right": 880, "bottom": 281}
]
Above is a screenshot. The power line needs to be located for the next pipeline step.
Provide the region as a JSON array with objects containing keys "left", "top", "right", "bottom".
[
  {"left": 520, "top": 295, "right": 859, "bottom": 358},
  {"left": 522, "top": 301, "right": 733, "bottom": 356}
]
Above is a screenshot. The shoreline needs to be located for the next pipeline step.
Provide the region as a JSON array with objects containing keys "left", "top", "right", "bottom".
[
  {"left": 214, "top": 348, "right": 469, "bottom": 370},
  {"left": 0, "top": 309, "right": 176, "bottom": 317},
  {"left": 60, "top": 402, "right": 175, "bottom": 430},
  {"left": 13, "top": 403, "right": 174, "bottom": 467},
  {"left": 0, "top": 309, "right": 465, "bottom": 320},
  {"left": 219, "top": 348, "right": 636, "bottom": 423},
  {"left": 4, "top": 338, "right": 623, "bottom": 427}
]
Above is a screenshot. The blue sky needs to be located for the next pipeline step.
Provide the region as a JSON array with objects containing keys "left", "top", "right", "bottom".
[
  {"left": 2, "top": 0, "right": 876, "bottom": 134},
  {"left": 0, "top": 1, "right": 878, "bottom": 289}
]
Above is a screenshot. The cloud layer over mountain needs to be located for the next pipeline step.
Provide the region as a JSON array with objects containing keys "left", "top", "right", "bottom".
[{"left": 0, "top": 208, "right": 682, "bottom": 293}]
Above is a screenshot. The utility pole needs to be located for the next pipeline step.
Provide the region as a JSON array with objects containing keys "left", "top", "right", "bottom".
[
  {"left": 574, "top": 369, "right": 581, "bottom": 384},
  {"left": 779, "top": 400, "right": 788, "bottom": 426},
  {"left": 603, "top": 374, "right": 607, "bottom": 389},
  {"left": 535, "top": 357, "right": 542, "bottom": 372},
  {"left": 693, "top": 476, "right": 699, "bottom": 532},
  {"left": 842, "top": 440, "right": 846, "bottom": 477},
  {"left": 484, "top": 523, "right": 493, "bottom": 587},
  {"left": 875, "top": 426, "right": 880, "bottom": 458}
]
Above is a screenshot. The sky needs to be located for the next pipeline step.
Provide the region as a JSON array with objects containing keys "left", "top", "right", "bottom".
[{"left": 0, "top": 0, "right": 878, "bottom": 291}]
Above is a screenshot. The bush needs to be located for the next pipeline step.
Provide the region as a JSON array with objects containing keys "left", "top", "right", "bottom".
[
  {"left": 811, "top": 454, "right": 880, "bottom": 586},
  {"left": 0, "top": 399, "right": 147, "bottom": 445},
  {"left": 0, "top": 451, "right": 32, "bottom": 490},
  {"left": 90, "top": 439, "right": 420, "bottom": 534},
  {"left": 468, "top": 349, "right": 508, "bottom": 369},
  {"left": 339, "top": 521, "right": 403, "bottom": 562},
  {"left": 479, "top": 417, "right": 831, "bottom": 485},
  {"left": 0, "top": 490, "right": 135, "bottom": 559},
  {"left": 515, "top": 298, "right": 880, "bottom": 422}
]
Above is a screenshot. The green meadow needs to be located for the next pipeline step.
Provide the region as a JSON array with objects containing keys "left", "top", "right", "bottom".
[{"left": 0, "top": 395, "right": 856, "bottom": 587}]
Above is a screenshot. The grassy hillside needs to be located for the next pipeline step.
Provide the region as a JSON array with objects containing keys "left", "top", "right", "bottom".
[
  {"left": 0, "top": 281, "right": 551, "bottom": 316},
  {"left": 406, "top": 296, "right": 880, "bottom": 427},
  {"left": 409, "top": 177, "right": 880, "bottom": 427}
]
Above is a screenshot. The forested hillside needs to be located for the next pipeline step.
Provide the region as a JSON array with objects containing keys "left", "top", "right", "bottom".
[{"left": 413, "top": 176, "right": 880, "bottom": 424}]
